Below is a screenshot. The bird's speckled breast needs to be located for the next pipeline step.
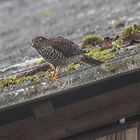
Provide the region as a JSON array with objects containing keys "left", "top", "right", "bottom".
[{"left": 37, "top": 46, "right": 81, "bottom": 66}]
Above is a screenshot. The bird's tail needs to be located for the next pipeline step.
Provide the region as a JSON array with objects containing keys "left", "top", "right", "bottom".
[{"left": 80, "top": 55, "right": 104, "bottom": 66}]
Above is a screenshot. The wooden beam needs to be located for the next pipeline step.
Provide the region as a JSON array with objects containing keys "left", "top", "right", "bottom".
[
  {"left": 31, "top": 101, "right": 54, "bottom": 119},
  {"left": 0, "top": 82, "right": 140, "bottom": 140},
  {"left": 96, "top": 128, "right": 137, "bottom": 140},
  {"left": 48, "top": 82, "right": 140, "bottom": 138}
]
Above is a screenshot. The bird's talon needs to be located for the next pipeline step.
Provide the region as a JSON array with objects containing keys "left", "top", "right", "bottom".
[
  {"left": 48, "top": 75, "right": 60, "bottom": 84},
  {"left": 51, "top": 75, "right": 60, "bottom": 81}
]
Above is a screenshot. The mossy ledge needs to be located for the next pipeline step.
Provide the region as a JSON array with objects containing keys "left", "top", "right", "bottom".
[
  {"left": 87, "top": 48, "right": 117, "bottom": 61},
  {"left": 0, "top": 63, "right": 82, "bottom": 89},
  {"left": 121, "top": 24, "right": 140, "bottom": 37},
  {"left": 82, "top": 34, "right": 103, "bottom": 48},
  {"left": 1, "top": 25, "right": 139, "bottom": 90}
]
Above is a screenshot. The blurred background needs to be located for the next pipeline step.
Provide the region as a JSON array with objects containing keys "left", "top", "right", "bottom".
[{"left": 0, "top": 0, "right": 140, "bottom": 68}]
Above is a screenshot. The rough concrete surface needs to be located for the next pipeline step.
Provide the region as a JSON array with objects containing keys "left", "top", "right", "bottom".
[
  {"left": 0, "top": 0, "right": 140, "bottom": 111},
  {"left": 0, "top": 0, "right": 140, "bottom": 67}
]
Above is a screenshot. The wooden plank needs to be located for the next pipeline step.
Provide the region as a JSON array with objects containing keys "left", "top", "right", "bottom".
[
  {"left": 125, "top": 128, "right": 137, "bottom": 140},
  {"left": 0, "top": 83, "right": 139, "bottom": 140},
  {"left": 116, "top": 130, "right": 125, "bottom": 140},
  {"left": 96, "top": 128, "right": 137, "bottom": 140},
  {"left": 137, "top": 122, "right": 140, "bottom": 140},
  {"left": 66, "top": 122, "right": 139, "bottom": 140},
  {"left": 34, "top": 82, "right": 140, "bottom": 139},
  {"left": 107, "top": 134, "right": 115, "bottom": 140},
  {"left": 31, "top": 101, "right": 54, "bottom": 119},
  {"left": 0, "top": 117, "right": 52, "bottom": 140},
  {"left": 55, "top": 82, "right": 140, "bottom": 120},
  {"left": 96, "top": 136, "right": 107, "bottom": 140},
  {"left": 58, "top": 83, "right": 140, "bottom": 136},
  {"left": 96, "top": 134, "right": 115, "bottom": 140}
]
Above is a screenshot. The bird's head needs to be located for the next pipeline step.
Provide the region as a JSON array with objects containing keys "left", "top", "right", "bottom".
[{"left": 31, "top": 36, "right": 46, "bottom": 49}]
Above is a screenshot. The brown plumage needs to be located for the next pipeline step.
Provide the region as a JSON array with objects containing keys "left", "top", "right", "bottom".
[{"left": 31, "top": 36, "right": 103, "bottom": 67}]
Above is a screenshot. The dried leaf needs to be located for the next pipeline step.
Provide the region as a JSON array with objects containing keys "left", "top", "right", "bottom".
[
  {"left": 100, "top": 37, "right": 113, "bottom": 50},
  {"left": 123, "top": 32, "right": 140, "bottom": 47}
]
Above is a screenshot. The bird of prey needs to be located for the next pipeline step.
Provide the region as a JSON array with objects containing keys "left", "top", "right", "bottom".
[{"left": 31, "top": 36, "right": 103, "bottom": 79}]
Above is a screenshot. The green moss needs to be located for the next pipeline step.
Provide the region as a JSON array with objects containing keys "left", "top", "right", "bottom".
[
  {"left": 104, "top": 63, "right": 119, "bottom": 73},
  {"left": 43, "top": 71, "right": 54, "bottom": 79},
  {"left": 112, "top": 25, "right": 140, "bottom": 50},
  {"left": 0, "top": 62, "right": 81, "bottom": 89},
  {"left": 0, "top": 69, "right": 55, "bottom": 89},
  {"left": 0, "top": 76, "right": 32, "bottom": 89},
  {"left": 87, "top": 48, "right": 116, "bottom": 61},
  {"left": 38, "top": 59, "right": 46, "bottom": 64},
  {"left": 41, "top": 9, "right": 52, "bottom": 17},
  {"left": 31, "top": 58, "right": 46, "bottom": 66},
  {"left": 121, "top": 27, "right": 133, "bottom": 37},
  {"left": 133, "top": 24, "right": 140, "bottom": 31},
  {"left": 30, "top": 71, "right": 53, "bottom": 82},
  {"left": 63, "top": 63, "right": 81, "bottom": 73},
  {"left": 30, "top": 79, "right": 40, "bottom": 86},
  {"left": 121, "top": 25, "right": 140, "bottom": 37},
  {"left": 67, "top": 63, "right": 81, "bottom": 71},
  {"left": 112, "top": 37, "right": 123, "bottom": 50},
  {"left": 82, "top": 34, "right": 103, "bottom": 47},
  {"left": 113, "top": 21, "right": 125, "bottom": 29}
]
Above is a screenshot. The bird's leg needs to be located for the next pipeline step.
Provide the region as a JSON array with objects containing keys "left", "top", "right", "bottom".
[
  {"left": 49, "top": 65, "right": 61, "bottom": 82},
  {"left": 79, "top": 61, "right": 86, "bottom": 65},
  {"left": 49, "top": 64, "right": 55, "bottom": 70},
  {"left": 53, "top": 66, "right": 60, "bottom": 80}
]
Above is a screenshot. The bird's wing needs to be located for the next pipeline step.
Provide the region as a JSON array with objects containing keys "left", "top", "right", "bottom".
[{"left": 48, "top": 36, "right": 83, "bottom": 57}]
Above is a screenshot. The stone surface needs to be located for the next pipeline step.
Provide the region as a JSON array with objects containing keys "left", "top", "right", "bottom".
[
  {"left": 0, "top": 0, "right": 140, "bottom": 67},
  {"left": 0, "top": 0, "right": 140, "bottom": 111},
  {"left": 0, "top": 46, "right": 140, "bottom": 111}
]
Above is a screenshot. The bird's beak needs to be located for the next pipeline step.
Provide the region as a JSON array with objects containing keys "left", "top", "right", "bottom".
[
  {"left": 31, "top": 39, "right": 35, "bottom": 48},
  {"left": 31, "top": 42, "right": 34, "bottom": 47}
]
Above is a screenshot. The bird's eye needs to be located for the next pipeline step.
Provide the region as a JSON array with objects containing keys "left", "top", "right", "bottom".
[
  {"left": 39, "top": 38, "right": 43, "bottom": 41},
  {"left": 36, "top": 40, "right": 39, "bottom": 44},
  {"left": 36, "top": 39, "right": 41, "bottom": 44}
]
